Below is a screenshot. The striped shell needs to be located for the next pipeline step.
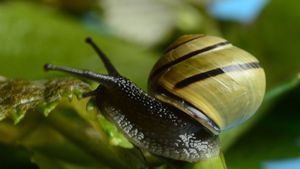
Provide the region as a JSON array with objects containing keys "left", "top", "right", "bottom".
[{"left": 148, "top": 34, "right": 266, "bottom": 134}]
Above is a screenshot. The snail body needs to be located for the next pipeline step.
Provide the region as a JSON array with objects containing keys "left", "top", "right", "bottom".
[
  {"left": 44, "top": 35, "right": 265, "bottom": 162},
  {"left": 94, "top": 78, "right": 219, "bottom": 162}
]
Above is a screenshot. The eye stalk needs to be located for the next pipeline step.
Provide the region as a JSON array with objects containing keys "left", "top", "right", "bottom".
[
  {"left": 85, "top": 37, "right": 119, "bottom": 76},
  {"left": 44, "top": 63, "right": 114, "bottom": 86},
  {"left": 43, "top": 37, "right": 119, "bottom": 88}
]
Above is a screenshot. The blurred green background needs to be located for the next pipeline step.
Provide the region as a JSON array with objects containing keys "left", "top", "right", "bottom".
[{"left": 0, "top": 0, "right": 299, "bottom": 169}]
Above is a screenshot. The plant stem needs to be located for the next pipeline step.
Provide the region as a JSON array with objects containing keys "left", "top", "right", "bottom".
[
  {"left": 47, "top": 110, "right": 146, "bottom": 169},
  {"left": 184, "top": 153, "right": 227, "bottom": 169}
]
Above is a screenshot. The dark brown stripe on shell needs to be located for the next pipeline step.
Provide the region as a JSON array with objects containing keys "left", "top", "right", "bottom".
[
  {"left": 156, "top": 86, "right": 221, "bottom": 133},
  {"left": 175, "top": 62, "right": 261, "bottom": 89},
  {"left": 151, "top": 41, "right": 230, "bottom": 79},
  {"left": 164, "top": 35, "right": 206, "bottom": 54}
]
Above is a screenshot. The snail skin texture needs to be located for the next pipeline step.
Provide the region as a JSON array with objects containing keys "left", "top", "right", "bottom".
[{"left": 44, "top": 35, "right": 266, "bottom": 162}]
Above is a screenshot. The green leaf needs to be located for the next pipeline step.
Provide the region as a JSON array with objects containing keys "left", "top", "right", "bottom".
[
  {"left": 225, "top": 74, "right": 300, "bottom": 169},
  {"left": 97, "top": 114, "right": 133, "bottom": 148},
  {"left": 222, "top": 0, "right": 300, "bottom": 89},
  {"left": 0, "top": 1, "right": 156, "bottom": 89},
  {"left": 184, "top": 153, "right": 227, "bottom": 169},
  {"left": 0, "top": 96, "right": 146, "bottom": 169},
  {"left": 0, "top": 78, "right": 90, "bottom": 124},
  {"left": 0, "top": 143, "right": 38, "bottom": 169}
]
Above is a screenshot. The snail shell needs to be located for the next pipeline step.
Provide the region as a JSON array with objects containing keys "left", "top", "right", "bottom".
[{"left": 148, "top": 34, "right": 266, "bottom": 134}]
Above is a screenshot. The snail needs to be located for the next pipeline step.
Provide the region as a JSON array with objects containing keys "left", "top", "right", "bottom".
[{"left": 44, "top": 35, "right": 266, "bottom": 162}]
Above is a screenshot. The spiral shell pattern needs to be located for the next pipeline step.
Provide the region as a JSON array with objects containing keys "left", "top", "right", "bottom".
[{"left": 148, "top": 35, "right": 266, "bottom": 134}]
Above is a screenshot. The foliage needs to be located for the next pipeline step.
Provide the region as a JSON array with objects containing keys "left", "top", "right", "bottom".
[{"left": 0, "top": 1, "right": 300, "bottom": 169}]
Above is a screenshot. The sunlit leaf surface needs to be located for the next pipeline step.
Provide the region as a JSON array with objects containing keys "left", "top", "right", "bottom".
[{"left": 0, "top": 78, "right": 90, "bottom": 123}]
